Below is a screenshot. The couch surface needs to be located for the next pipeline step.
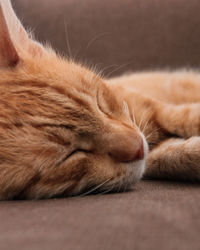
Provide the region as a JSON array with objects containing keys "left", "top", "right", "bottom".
[
  {"left": 1, "top": 181, "right": 200, "bottom": 250},
  {"left": 1, "top": 0, "right": 200, "bottom": 249}
]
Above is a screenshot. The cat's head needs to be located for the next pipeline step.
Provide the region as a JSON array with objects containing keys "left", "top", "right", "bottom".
[{"left": 0, "top": 0, "right": 148, "bottom": 199}]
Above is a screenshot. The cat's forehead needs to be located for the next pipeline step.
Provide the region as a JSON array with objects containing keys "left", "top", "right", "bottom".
[{"left": 25, "top": 53, "right": 102, "bottom": 95}]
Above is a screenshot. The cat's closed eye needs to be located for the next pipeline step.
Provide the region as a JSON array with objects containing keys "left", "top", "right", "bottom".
[{"left": 97, "top": 83, "right": 123, "bottom": 117}]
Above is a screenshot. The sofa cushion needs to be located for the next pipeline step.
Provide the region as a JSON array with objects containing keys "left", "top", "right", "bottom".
[
  {"left": 0, "top": 181, "right": 200, "bottom": 250},
  {"left": 14, "top": 0, "right": 200, "bottom": 76}
]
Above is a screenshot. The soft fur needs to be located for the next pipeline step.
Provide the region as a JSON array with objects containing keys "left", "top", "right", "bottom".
[{"left": 0, "top": 1, "right": 199, "bottom": 200}]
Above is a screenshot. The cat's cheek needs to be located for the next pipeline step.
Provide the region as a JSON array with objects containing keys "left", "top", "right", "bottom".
[
  {"left": 18, "top": 152, "right": 90, "bottom": 199},
  {"left": 74, "top": 154, "right": 118, "bottom": 194},
  {"left": 78, "top": 154, "right": 147, "bottom": 194},
  {"left": 20, "top": 151, "right": 147, "bottom": 199}
]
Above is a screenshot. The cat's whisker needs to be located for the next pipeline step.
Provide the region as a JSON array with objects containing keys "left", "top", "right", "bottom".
[
  {"left": 142, "top": 119, "right": 149, "bottom": 134},
  {"left": 132, "top": 108, "right": 136, "bottom": 124},
  {"left": 145, "top": 132, "right": 154, "bottom": 140},
  {"left": 97, "top": 183, "right": 115, "bottom": 195},
  {"left": 123, "top": 100, "right": 131, "bottom": 121},
  {"left": 123, "top": 174, "right": 133, "bottom": 193},
  {"left": 79, "top": 178, "right": 112, "bottom": 197},
  {"left": 105, "top": 61, "right": 134, "bottom": 78},
  {"left": 97, "top": 64, "right": 119, "bottom": 78},
  {"left": 117, "top": 179, "right": 123, "bottom": 193},
  {"left": 145, "top": 127, "right": 161, "bottom": 140},
  {"left": 138, "top": 111, "right": 146, "bottom": 130},
  {"left": 142, "top": 116, "right": 152, "bottom": 134},
  {"left": 64, "top": 21, "right": 73, "bottom": 59},
  {"left": 122, "top": 179, "right": 128, "bottom": 193},
  {"left": 86, "top": 32, "right": 109, "bottom": 51}
]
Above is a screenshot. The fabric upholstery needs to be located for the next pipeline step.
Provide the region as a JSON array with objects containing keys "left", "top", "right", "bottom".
[
  {"left": 14, "top": 0, "right": 200, "bottom": 76},
  {"left": 0, "top": 181, "right": 200, "bottom": 250}
]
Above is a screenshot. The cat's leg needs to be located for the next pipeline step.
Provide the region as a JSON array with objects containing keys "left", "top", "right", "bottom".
[
  {"left": 145, "top": 136, "right": 200, "bottom": 181},
  {"left": 155, "top": 102, "right": 200, "bottom": 138},
  {"left": 128, "top": 92, "right": 200, "bottom": 138},
  {"left": 114, "top": 86, "right": 200, "bottom": 138}
]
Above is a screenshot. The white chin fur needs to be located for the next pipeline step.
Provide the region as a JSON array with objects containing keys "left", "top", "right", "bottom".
[
  {"left": 78, "top": 133, "right": 149, "bottom": 195},
  {"left": 130, "top": 132, "right": 148, "bottom": 178},
  {"left": 123, "top": 132, "right": 149, "bottom": 187},
  {"left": 107, "top": 133, "right": 149, "bottom": 192}
]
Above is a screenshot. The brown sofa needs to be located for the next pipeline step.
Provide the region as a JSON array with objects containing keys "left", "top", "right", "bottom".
[{"left": 1, "top": 1, "right": 200, "bottom": 249}]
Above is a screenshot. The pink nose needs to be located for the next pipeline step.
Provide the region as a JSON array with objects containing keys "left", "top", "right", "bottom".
[{"left": 109, "top": 139, "right": 144, "bottom": 163}]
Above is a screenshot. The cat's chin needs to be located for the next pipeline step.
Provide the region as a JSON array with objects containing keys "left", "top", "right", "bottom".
[
  {"left": 101, "top": 133, "right": 149, "bottom": 193},
  {"left": 77, "top": 134, "right": 149, "bottom": 196},
  {"left": 104, "top": 160, "right": 146, "bottom": 195}
]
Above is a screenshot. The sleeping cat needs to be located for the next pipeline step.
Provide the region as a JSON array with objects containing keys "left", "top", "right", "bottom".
[{"left": 0, "top": 0, "right": 199, "bottom": 200}]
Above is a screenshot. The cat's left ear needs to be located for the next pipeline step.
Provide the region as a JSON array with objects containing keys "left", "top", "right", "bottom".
[{"left": 0, "top": 0, "right": 45, "bottom": 64}]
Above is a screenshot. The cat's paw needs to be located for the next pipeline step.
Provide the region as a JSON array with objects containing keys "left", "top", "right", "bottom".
[{"left": 183, "top": 136, "right": 200, "bottom": 181}]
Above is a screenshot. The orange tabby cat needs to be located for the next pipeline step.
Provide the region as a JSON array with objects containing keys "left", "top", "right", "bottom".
[{"left": 0, "top": 1, "right": 199, "bottom": 200}]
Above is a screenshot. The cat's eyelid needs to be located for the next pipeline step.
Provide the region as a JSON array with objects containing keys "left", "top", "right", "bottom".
[
  {"left": 96, "top": 90, "right": 113, "bottom": 117},
  {"left": 96, "top": 88, "right": 106, "bottom": 115}
]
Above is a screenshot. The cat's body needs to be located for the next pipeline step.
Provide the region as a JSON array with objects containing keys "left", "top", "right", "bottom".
[
  {"left": 0, "top": 0, "right": 199, "bottom": 200},
  {"left": 109, "top": 70, "right": 200, "bottom": 181}
]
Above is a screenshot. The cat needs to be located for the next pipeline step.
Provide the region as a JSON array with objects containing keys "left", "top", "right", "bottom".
[{"left": 0, "top": 0, "right": 199, "bottom": 200}]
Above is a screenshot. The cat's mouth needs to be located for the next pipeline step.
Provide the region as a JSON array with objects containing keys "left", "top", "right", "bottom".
[
  {"left": 77, "top": 159, "right": 146, "bottom": 196},
  {"left": 75, "top": 134, "right": 148, "bottom": 196},
  {"left": 103, "top": 157, "right": 147, "bottom": 195}
]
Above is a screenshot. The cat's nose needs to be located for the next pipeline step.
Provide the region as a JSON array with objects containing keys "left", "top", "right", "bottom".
[{"left": 109, "top": 137, "right": 144, "bottom": 163}]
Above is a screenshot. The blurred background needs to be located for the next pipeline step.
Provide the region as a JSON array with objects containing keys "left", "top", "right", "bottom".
[{"left": 14, "top": 0, "right": 200, "bottom": 77}]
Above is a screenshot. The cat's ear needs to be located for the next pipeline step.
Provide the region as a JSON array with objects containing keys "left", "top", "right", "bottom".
[
  {"left": 0, "top": 0, "right": 45, "bottom": 67},
  {"left": 0, "top": 4, "right": 19, "bottom": 67}
]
